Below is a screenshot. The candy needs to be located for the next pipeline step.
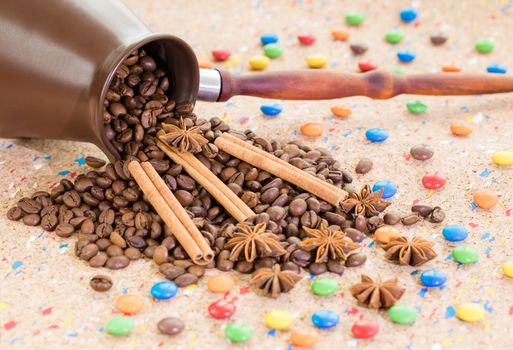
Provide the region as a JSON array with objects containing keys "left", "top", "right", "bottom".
[
  {"left": 300, "top": 122, "right": 323, "bottom": 136},
  {"left": 116, "top": 294, "right": 144, "bottom": 314},
  {"left": 451, "top": 246, "right": 478, "bottom": 264},
  {"left": 385, "top": 29, "right": 404, "bottom": 44},
  {"left": 331, "top": 105, "right": 352, "bottom": 118},
  {"left": 431, "top": 33, "right": 448, "bottom": 45},
  {"left": 358, "top": 61, "right": 377, "bottom": 72},
  {"left": 442, "top": 225, "right": 469, "bottom": 242},
  {"left": 350, "top": 43, "right": 368, "bottom": 55},
  {"left": 260, "top": 33, "right": 279, "bottom": 45},
  {"left": 249, "top": 55, "right": 270, "bottom": 71},
  {"left": 456, "top": 303, "right": 485, "bottom": 322},
  {"left": 388, "top": 304, "right": 417, "bottom": 325},
  {"left": 487, "top": 64, "right": 507, "bottom": 74},
  {"left": 372, "top": 180, "right": 397, "bottom": 198},
  {"left": 311, "top": 309, "right": 339, "bottom": 329},
  {"left": 450, "top": 122, "right": 473, "bottom": 136},
  {"left": 397, "top": 50, "right": 416, "bottom": 62},
  {"left": 264, "top": 310, "right": 293, "bottom": 330},
  {"left": 473, "top": 189, "right": 499, "bottom": 209},
  {"left": 150, "top": 281, "right": 178, "bottom": 300},
  {"left": 106, "top": 316, "right": 134, "bottom": 336},
  {"left": 406, "top": 100, "right": 427, "bottom": 114},
  {"left": 492, "top": 150, "right": 513, "bottom": 165},
  {"left": 331, "top": 29, "right": 350, "bottom": 41},
  {"left": 208, "top": 299, "right": 236, "bottom": 319},
  {"left": 311, "top": 278, "right": 339, "bottom": 296},
  {"left": 351, "top": 320, "right": 379, "bottom": 339},
  {"left": 410, "top": 144, "right": 434, "bottom": 160},
  {"left": 290, "top": 328, "right": 320, "bottom": 347},
  {"left": 260, "top": 103, "right": 282, "bottom": 117},
  {"left": 422, "top": 172, "right": 447, "bottom": 190},
  {"left": 442, "top": 65, "right": 461, "bottom": 73},
  {"left": 420, "top": 269, "right": 447, "bottom": 287},
  {"left": 225, "top": 323, "right": 253, "bottom": 343},
  {"left": 400, "top": 7, "right": 417, "bottom": 22},
  {"left": 212, "top": 49, "right": 231, "bottom": 62},
  {"left": 306, "top": 54, "right": 328, "bottom": 68},
  {"left": 346, "top": 12, "right": 364, "bottom": 25},
  {"left": 206, "top": 275, "right": 235, "bottom": 293},
  {"left": 298, "top": 34, "right": 316, "bottom": 45},
  {"left": 198, "top": 60, "right": 213, "bottom": 69},
  {"left": 157, "top": 317, "right": 184, "bottom": 336},
  {"left": 502, "top": 261, "right": 513, "bottom": 278},
  {"left": 475, "top": 38, "right": 495, "bottom": 53},
  {"left": 365, "top": 128, "right": 389, "bottom": 142},
  {"left": 264, "top": 43, "right": 283, "bottom": 58},
  {"left": 374, "top": 226, "right": 400, "bottom": 243}
]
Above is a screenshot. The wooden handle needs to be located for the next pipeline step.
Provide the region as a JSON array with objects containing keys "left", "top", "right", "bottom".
[{"left": 217, "top": 70, "right": 513, "bottom": 101}]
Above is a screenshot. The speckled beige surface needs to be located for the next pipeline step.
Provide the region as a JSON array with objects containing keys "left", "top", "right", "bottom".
[{"left": 1, "top": 0, "right": 513, "bottom": 349}]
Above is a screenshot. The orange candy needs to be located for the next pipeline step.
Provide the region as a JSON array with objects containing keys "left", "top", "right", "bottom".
[
  {"left": 473, "top": 189, "right": 499, "bottom": 209},
  {"left": 207, "top": 275, "right": 235, "bottom": 293},
  {"left": 450, "top": 122, "right": 473, "bottom": 136},
  {"left": 374, "top": 226, "right": 400, "bottom": 243},
  {"left": 116, "top": 295, "right": 144, "bottom": 315},
  {"left": 300, "top": 123, "right": 323, "bottom": 137},
  {"left": 331, "top": 29, "right": 350, "bottom": 41},
  {"left": 198, "top": 60, "right": 213, "bottom": 69},
  {"left": 290, "top": 328, "right": 320, "bottom": 348},
  {"left": 442, "top": 65, "right": 461, "bottom": 72},
  {"left": 331, "top": 105, "right": 352, "bottom": 118}
]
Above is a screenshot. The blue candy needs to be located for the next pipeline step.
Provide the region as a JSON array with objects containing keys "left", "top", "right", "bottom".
[
  {"left": 397, "top": 50, "right": 416, "bottom": 62},
  {"left": 365, "top": 128, "right": 389, "bottom": 142},
  {"left": 311, "top": 310, "right": 339, "bottom": 329},
  {"left": 400, "top": 7, "right": 418, "bottom": 22},
  {"left": 442, "top": 224, "right": 469, "bottom": 242},
  {"left": 150, "top": 281, "right": 178, "bottom": 300},
  {"left": 260, "top": 103, "right": 283, "bottom": 116},
  {"left": 487, "top": 64, "right": 507, "bottom": 74},
  {"left": 260, "top": 33, "right": 279, "bottom": 45},
  {"left": 372, "top": 180, "right": 397, "bottom": 198},
  {"left": 420, "top": 269, "right": 447, "bottom": 287}
]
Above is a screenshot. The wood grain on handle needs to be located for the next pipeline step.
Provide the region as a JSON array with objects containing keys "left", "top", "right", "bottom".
[{"left": 217, "top": 69, "right": 513, "bottom": 101}]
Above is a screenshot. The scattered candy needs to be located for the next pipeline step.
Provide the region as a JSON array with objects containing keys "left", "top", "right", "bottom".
[
  {"left": 331, "top": 105, "right": 352, "bottom": 118},
  {"left": 442, "top": 65, "right": 461, "bottom": 73},
  {"left": 450, "top": 122, "right": 473, "bottom": 136},
  {"left": 264, "top": 310, "right": 293, "bottom": 330},
  {"left": 420, "top": 269, "right": 447, "bottom": 287},
  {"left": 451, "top": 246, "right": 478, "bottom": 264},
  {"left": 388, "top": 304, "right": 417, "bottom": 325},
  {"left": 502, "top": 261, "right": 513, "bottom": 278},
  {"left": 350, "top": 43, "right": 368, "bottom": 55},
  {"left": 331, "top": 29, "right": 350, "bottom": 41},
  {"left": 372, "top": 180, "right": 397, "bottom": 198},
  {"left": 151, "top": 281, "right": 178, "bottom": 300},
  {"left": 400, "top": 7, "right": 418, "bottom": 22},
  {"left": 430, "top": 33, "right": 448, "bottom": 45},
  {"left": 410, "top": 144, "right": 434, "bottom": 160},
  {"left": 442, "top": 225, "right": 469, "bottom": 242},
  {"left": 385, "top": 29, "right": 404, "bottom": 44},
  {"left": 374, "top": 225, "right": 401, "bottom": 243},
  {"left": 260, "top": 103, "right": 282, "bottom": 116},
  {"left": 358, "top": 61, "right": 377, "bottom": 72},
  {"left": 297, "top": 34, "right": 316, "bottom": 45},
  {"left": 365, "top": 128, "right": 389, "bottom": 142},
  {"left": 300, "top": 122, "right": 323, "bottom": 136},
  {"left": 290, "top": 328, "right": 320, "bottom": 347},
  {"left": 225, "top": 323, "right": 253, "bottom": 343},
  {"left": 487, "top": 64, "right": 507, "bottom": 74},
  {"left": 475, "top": 38, "right": 495, "bottom": 53},
  {"left": 260, "top": 33, "right": 279, "bottom": 45},
  {"left": 491, "top": 150, "right": 513, "bottom": 165},
  {"left": 397, "top": 50, "right": 416, "bottom": 62},
  {"left": 311, "top": 309, "right": 339, "bottom": 329},
  {"left": 208, "top": 299, "right": 236, "bottom": 319},
  {"left": 207, "top": 275, "right": 235, "bottom": 293},
  {"left": 106, "top": 316, "right": 134, "bottom": 336},
  {"left": 157, "top": 317, "right": 184, "bottom": 336},
  {"left": 311, "top": 278, "right": 339, "bottom": 296},
  {"left": 116, "top": 294, "right": 144, "bottom": 314},
  {"left": 473, "top": 189, "right": 499, "bottom": 209},
  {"left": 406, "top": 100, "right": 428, "bottom": 114},
  {"left": 263, "top": 43, "right": 283, "bottom": 58},
  {"left": 249, "top": 55, "right": 270, "bottom": 70},
  {"left": 456, "top": 303, "right": 485, "bottom": 322},
  {"left": 346, "top": 12, "right": 364, "bottom": 25},
  {"left": 306, "top": 54, "right": 328, "bottom": 68},
  {"left": 422, "top": 172, "right": 447, "bottom": 190},
  {"left": 351, "top": 320, "right": 379, "bottom": 339},
  {"left": 212, "top": 49, "right": 231, "bottom": 61}
]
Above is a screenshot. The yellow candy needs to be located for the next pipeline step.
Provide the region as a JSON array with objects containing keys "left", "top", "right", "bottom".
[
  {"left": 249, "top": 55, "right": 270, "bottom": 71},
  {"left": 456, "top": 303, "right": 485, "bottom": 322},
  {"left": 492, "top": 151, "right": 513, "bottom": 165},
  {"left": 306, "top": 54, "right": 328, "bottom": 69},
  {"left": 264, "top": 310, "right": 293, "bottom": 330},
  {"left": 502, "top": 261, "right": 513, "bottom": 278}
]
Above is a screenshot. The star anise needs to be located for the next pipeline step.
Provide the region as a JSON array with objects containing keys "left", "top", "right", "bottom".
[
  {"left": 299, "top": 224, "right": 360, "bottom": 263},
  {"left": 158, "top": 118, "right": 208, "bottom": 153},
  {"left": 251, "top": 264, "right": 302, "bottom": 298},
  {"left": 225, "top": 223, "right": 286, "bottom": 262},
  {"left": 349, "top": 274, "right": 405, "bottom": 309},
  {"left": 340, "top": 184, "right": 390, "bottom": 217},
  {"left": 383, "top": 236, "right": 437, "bottom": 266}
]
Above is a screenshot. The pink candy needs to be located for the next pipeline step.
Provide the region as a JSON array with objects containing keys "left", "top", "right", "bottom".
[{"left": 351, "top": 320, "right": 379, "bottom": 339}]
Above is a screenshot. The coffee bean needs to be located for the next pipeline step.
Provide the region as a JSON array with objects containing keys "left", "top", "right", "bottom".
[
  {"left": 327, "top": 260, "right": 345, "bottom": 275},
  {"left": 18, "top": 197, "right": 42, "bottom": 214},
  {"left": 74, "top": 177, "right": 94, "bottom": 193},
  {"left": 349, "top": 43, "right": 368, "bottom": 55},
  {"left": 79, "top": 243, "right": 99, "bottom": 261},
  {"left": 107, "top": 245, "right": 124, "bottom": 257},
  {"left": 125, "top": 247, "right": 141, "bottom": 260},
  {"left": 23, "top": 214, "right": 41, "bottom": 226},
  {"left": 410, "top": 144, "right": 434, "bottom": 161},
  {"left": 41, "top": 214, "right": 58, "bottom": 231},
  {"left": 267, "top": 206, "right": 286, "bottom": 221},
  {"left": 187, "top": 265, "right": 205, "bottom": 278},
  {"left": 289, "top": 198, "right": 307, "bottom": 217},
  {"left": 159, "top": 263, "right": 185, "bottom": 280},
  {"left": 86, "top": 156, "right": 106, "bottom": 169},
  {"left": 383, "top": 212, "right": 400, "bottom": 225},
  {"left": 411, "top": 204, "right": 433, "bottom": 217},
  {"left": 344, "top": 227, "right": 364, "bottom": 242},
  {"left": 235, "top": 261, "right": 254, "bottom": 274},
  {"left": 89, "top": 252, "right": 108, "bottom": 267},
  {"left": 90, "top": 274, "right": 113, "bottom": 292},
  {"left": 55, "top": 223, "right": 75, "bottom": 237},
  {"left": 309, "top": 262, "right": 327, "bottom": 275},
  {"left": 427, "top": 206, "right": 445, "bottom": 223},
  {"left": 106, "top": 255, "right": 130, "bottom": 269},
  {"left": 62, "top": 190, "right": 81, "bottom": 208},
  {"left": 153, "top": 245, "right": 169, "bottom": 265},
  {"left": 355, "top": 158, "right": 373, "bottom": 174},
  {"left": 345, "top": 253, "right": 367, "bottom": 267},
  {"left": 7, "top": 207, "right": 22, "bottom": 221},
  {"left": 157, "top": 317, "right": 184, "bottom": 336},
  {"left": 354, "top": 215, "right": 367, "bottom": 233},
  {"left": 401, "top": 213, "right": 422, "bottom": 226},
  {"left": 174, "top": 273, "right": 198, "bottom": 287}
]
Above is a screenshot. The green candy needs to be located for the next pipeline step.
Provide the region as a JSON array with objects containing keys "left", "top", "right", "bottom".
[
  {"left": 406, "top": 100, "right": 428, "bottom": 114},
  {"left": 311, "top": 278, "right": 339, "bottom": 296},
  {"left": 225, "top": 323, "right": 253, "bottom": 343},
  {"left": 263, "top": 44, "right": 283, "bottom": 58},
  {"left": 391, "top": 67, "right": 406, "bottom": 75},
  {"left": 475, "top": 38, "right": 495, "bottom": 53},
  {"left": 346, "top": 12, "right": 364, "bottom": 25},
  {"left": 452, "top": 246, "right": 478, "bottom": 264},
  {"left": 106, "top": 316, "right": 134, "bottom": 336},
  {"left": 388, "top": 304, "right": 417, "bottom": 325},
  {"left": 385, "top": 29, "right": 404, "bottom": 44}
]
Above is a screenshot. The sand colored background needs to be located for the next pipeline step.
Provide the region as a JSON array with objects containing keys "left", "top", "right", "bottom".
[{"left": 1, "top": 0, "right": 512, "bottom": 349}]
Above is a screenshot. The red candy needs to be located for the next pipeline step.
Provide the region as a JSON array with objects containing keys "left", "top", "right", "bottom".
[
  {"left": 358, "top": 61, "right": 377, "bottom": 72},
  {"left": 422, "top": 172, "right": 447, "bottom": 190},
  {"left": 351, "top": 320, "right": 379, "bottom": 339},
  {"left": 212, "top": 49, "right": 231, "bottom": 62},
  {"left": 208, "top": 299, "right": 236, "bottom": 319},
  {"left": 297, "top": 34, "right": 316, "bottom": 45}
]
